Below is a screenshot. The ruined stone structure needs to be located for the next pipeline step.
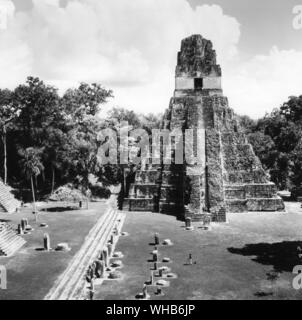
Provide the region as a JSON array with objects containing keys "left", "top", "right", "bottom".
[
  {"left": 0, "top": 222, "right": 26, "bottom": 256},
  {"left": 0, "top": 179, "right": 20, "bottom": 214},
  {"left": 123, "top": 35, "right": 284, "bottom": 221}
]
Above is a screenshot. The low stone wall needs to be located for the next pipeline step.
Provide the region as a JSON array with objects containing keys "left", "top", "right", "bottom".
[
  {"left": 226, "top": 197, "right": 285, "bottom": 213},
  {"left": 225, "top": 183, "right": 277, "bottom": 200}
]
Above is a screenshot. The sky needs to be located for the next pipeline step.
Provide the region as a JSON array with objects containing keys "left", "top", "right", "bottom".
[{"left": 0, "top": 0, "right": 302, "bottom": 119}]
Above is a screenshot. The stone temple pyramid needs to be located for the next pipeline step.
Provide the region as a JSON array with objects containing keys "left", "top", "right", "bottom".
[
  {"left": 0, "top": 179, "right": 20, "bottom": 214},
  {"left": 123, "top": 35, "right": 284, "bottom": 222}
]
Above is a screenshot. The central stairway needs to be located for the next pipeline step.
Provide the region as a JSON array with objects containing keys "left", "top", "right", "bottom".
[{"left": 45, "top": 195, "right": 125, "bottom": 300}]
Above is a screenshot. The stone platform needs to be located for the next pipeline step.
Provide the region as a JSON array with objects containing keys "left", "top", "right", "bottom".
[{"left": 95, "top": 202, "right": 301, "bottom": 300}]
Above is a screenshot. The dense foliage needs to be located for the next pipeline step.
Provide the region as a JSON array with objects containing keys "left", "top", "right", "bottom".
[
  {"left": 4, "top": 75, "right": 301, "bottom": 201},
  {"left": 0, "top": 76, "right": 161, "bottom": 201},
  {"left": 239, "top": 95, "right": 302, "bottom": 196}
]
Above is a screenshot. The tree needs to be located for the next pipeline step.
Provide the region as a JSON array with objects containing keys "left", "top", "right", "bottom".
[
  {"left": 241, "top": 97, "right": 302, "bottom": 193},
  {"left": 107, "top": 107, "right": 141, "bottom": 128},
  {"left": 62, "top": 83, "right": 113, "bottom": 123},
  {"left": 237, "top": 114, "right": 256, "bottom": 135},
  {"left": 247, "top": 132, "right": 277, "bottom": 170},
  {"left": 42, "top": 127, "right": 69, "bottom": 194},
  {"left": 68, "top": 131, "right": 99, "bottom": 192},
  {"left": 61, "top": 83, "right": 113, "bottom": 192},
  {"left": 141, "top": 113, "right": 163, "bottom": 134},
  {"left": 13, "top": 77, "right": 61, "bottom": 148},
  {"left": 0, "top": 89, "right": 20, "bottom": 184},
  {"left": 280, "top": 95, "right": 302, "bottom": 122},
  {"left": 19, "top": 147, "right": 44, "bottom": 220},
  {"left": 0, "top": 77, "right": 115, "bottom": 203}
]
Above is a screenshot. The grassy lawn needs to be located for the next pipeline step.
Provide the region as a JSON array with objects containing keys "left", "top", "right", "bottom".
[
  {"left": 0, "top": 201, "right": 108, "bottom": 300},
  {"left": 97, "top": 202, "right": 302, "bottom": 300}
]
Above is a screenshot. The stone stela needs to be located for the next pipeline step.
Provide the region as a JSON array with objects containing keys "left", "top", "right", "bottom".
[
  {"left": 44, "top": 233, "right": 51, "bottom": 251},
  {"left": 122, "top": 34, "right": 284, "bottom": 221}
]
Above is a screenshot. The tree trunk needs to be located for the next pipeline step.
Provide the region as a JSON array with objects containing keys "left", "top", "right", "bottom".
[
  {"left": 31, "top": 176, "right": 37, "bottom": 222},
  {"left": 51, "top": 166, "right": 55, "bottom": 194},
  {"left": 2, "top": 127, "right": 7, "bottom": 184}
]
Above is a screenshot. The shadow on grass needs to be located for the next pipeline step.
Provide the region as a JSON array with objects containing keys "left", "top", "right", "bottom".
[
  {"left": 40, "top": 206, "right": 78, "bottom": 213},
  {"left": 254, "top": 291, "right": 274, "bottom": 297},
  {"left": 228, "top": 241, "right": 302, "bottom": 272},
  {"left": 158, "top": 210, "right": 185, "bottom": 222},
  {"left": 183, "top": 262, "right": 197, "bottom": 266}
]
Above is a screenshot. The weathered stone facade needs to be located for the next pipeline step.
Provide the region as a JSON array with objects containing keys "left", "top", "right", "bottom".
[{"left": 123, "top": 35, "right": 284, "bottom": 221}]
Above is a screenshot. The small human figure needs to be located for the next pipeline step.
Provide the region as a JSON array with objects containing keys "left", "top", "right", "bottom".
[{"left": 187, "top": 253, "right": 196, "bottom": 265}]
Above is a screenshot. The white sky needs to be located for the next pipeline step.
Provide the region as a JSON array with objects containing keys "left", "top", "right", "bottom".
[{"left": 0, "top": 0, "right": 302, "bottom": 119}]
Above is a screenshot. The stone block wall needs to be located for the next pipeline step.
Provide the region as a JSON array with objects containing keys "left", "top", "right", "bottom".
[
  {"left": 214, "top": 103, "right": 285, "bottom": 213},
  {"left": 205, "top": 129, "right": 225, "bottom": 211}
]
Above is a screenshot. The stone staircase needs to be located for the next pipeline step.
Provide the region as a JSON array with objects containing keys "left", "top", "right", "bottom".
[
  {"left": 123, "top": 163, "right": 160, "bottom": 212},
  {"left": 0, "top": 180, "right": 20, "bottom": 214},
  {"left": 44, "top": 197, "right": 126, "bottom": 300},
  {"left": 0, "top": 222, "right": 26, "bottom": 256},
  {"left": 123, "top": 161, "right": 185, "bottom": 214}
]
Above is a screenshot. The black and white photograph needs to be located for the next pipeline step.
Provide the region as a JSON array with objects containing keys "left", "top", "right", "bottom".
[{"left": 0, "top": 0, "right": 302, "bottom": 308}]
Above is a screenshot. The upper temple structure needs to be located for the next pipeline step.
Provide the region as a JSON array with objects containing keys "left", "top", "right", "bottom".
[{"left": 122, "top": 34, "right": 285, "bottom": 222}]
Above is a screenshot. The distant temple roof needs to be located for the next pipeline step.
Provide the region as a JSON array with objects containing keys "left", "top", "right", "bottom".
[{"left": 176, "top": 34, "right": 221, "bottom": 78}]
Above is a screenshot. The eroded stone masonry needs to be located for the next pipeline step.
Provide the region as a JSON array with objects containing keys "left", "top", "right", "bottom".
[{"left": 122, "top": 35, "right": 284, "bottom": 221}]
